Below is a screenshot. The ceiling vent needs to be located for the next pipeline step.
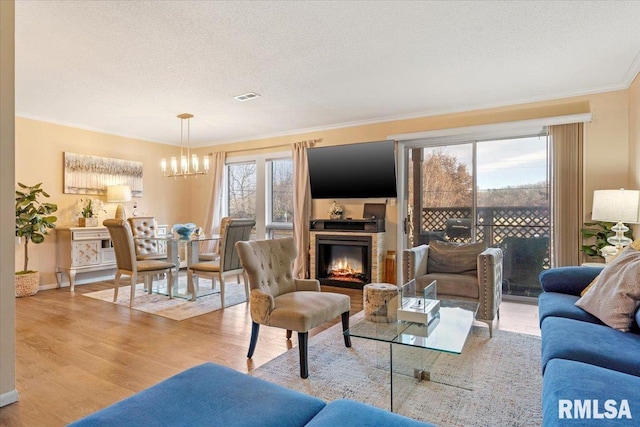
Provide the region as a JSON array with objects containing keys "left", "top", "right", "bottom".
[{"left": 234, "top": 92, "right": 261, "bottom": 101}]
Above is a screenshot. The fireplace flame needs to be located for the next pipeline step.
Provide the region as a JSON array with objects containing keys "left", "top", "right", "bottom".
[{"left": 328, "top": 257, "right": 364, "bottom": 282}]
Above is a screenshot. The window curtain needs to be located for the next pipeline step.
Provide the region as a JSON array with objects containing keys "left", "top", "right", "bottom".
[
  {"left": 292, "top": 141, "right": 313, "bottom": 279},
  {"left": 550, "top": 123, "right": 583, "bottom": 267},
  {"left": 201, "top": 152, "right": 226, "bottom": 254}
]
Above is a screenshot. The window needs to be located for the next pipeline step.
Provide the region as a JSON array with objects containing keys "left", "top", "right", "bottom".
[
  {"left": 227, "top": 162, "right": 256, "bottom": 219},
  {"left": 268, "top": 158, "right": 294, "bottom": 238},
  {"left": 225, "top": 152, "right": 293, "bottom": 239},
  {"left": 407, "top": 134, "right": 551, "bottom": 299}
]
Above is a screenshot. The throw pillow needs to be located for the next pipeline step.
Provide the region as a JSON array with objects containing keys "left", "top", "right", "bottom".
[
  {"left": 576, "top": 246, "right": 640, "bottom": 331},
  {"left": 427, "top": 241, "right": 486, "bottom": 276},
  {"left": 580, "top": 275, "right": 599, "bottom": 297}
]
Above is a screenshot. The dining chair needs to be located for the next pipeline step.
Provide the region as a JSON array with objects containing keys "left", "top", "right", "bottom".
[
  {"left": 186, "top": 217, "right": 255, "bottom": 304},
  {"left": 127, "top": 216, "right": 168, "bottom": 261},
  {"left": 103, "top": 219, "right": 176, "bottom": 306},
  {"left": 236, "top": 237, "right": 351, "bottom": 378}
]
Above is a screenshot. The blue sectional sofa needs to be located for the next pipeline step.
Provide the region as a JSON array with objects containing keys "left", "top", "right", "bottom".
[
  {"left": 68, "top": 362, "right": 434, "bottom": 427},
  {"left": 538, "top": 266, "right": 640, "bottom": 426}
]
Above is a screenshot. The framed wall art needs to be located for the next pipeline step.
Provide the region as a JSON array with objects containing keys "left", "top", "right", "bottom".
[{"left": 63, "top": 152, "right": 143, "bottom": 197}]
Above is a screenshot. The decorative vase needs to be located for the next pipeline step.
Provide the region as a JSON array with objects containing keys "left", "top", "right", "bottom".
[
  {"left": 172, "top": 223, "right": 197, "bottom": 239},
  {"left": 15, "top": 271, "right": 39, "bottom": 297},
  {"left": 79, "top": 217, "right": 99, "bottom": 227}
]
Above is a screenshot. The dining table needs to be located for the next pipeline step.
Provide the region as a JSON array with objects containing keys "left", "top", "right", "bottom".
[{"left": 134, "top": 233, "right": 221, "bottom": 299}]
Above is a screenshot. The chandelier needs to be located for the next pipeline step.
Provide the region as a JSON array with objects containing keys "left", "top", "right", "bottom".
[{"left": 161, "top": 113, "right": 210, "bottom": 178}]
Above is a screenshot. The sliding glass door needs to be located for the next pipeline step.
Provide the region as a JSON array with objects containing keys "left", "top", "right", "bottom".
[{"left": 407, "top": 135, "right": 551, "bottom": 298}]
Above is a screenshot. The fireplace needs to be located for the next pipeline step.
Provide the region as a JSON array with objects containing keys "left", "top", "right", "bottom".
[{"left": 315, "top": 234, "right": 372, "bottom": 289}]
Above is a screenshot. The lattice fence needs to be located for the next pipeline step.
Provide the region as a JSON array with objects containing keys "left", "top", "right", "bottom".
[{"left": 421, "top": 206, "right": 551, "bottom": 296}]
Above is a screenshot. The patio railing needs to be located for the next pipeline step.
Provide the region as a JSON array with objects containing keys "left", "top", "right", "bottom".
[{"left": 420, "top": 206, "right": 551, "bottom": 297}]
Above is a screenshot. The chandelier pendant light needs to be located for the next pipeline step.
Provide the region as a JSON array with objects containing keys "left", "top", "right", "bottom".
[{"left": 161, "top": 113, "right": 210, "bottom": 178}]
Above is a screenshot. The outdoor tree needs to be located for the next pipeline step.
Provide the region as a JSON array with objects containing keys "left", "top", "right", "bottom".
[
  {"left": 228, "top": 163, "right": 256, "bottom": 218},
  {"left": 271, "top": 160, "right": 293, "bottom": 222},
  {"left": 421, "top": 151, "right": 473, "bottom": 207}
]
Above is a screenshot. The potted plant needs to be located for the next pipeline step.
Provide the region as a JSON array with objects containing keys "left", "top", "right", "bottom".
[
  {"left": 580, "top": 221, "right": 633, "bottom": 261},
  {"left": 15, "top": 182, "right": 58, "bottom": 297},
  {"left": 75, "top": 197, "right": 106, "bottom": 226}
]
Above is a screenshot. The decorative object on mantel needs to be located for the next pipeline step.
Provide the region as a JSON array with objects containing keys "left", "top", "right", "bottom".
[
  {"left": 107, "top": 184, "right": 132, "bottom": 220},
  {"left": 161, "top": 113, "right": 211, "bottom": 178},
  {"left": 63, "top": 152, "right": 143, "bottom": 197},
  {"left": 75, "top": 197, "right": 106, "bottom": 227},
  {"left": 15, "top": 182, "right": 58, "bottom": 297},
  {"left": 329, "top": 201, "right": 344, "bottom": 219},
  {"left": 172, "top": 223, "right": 197, "bottom": 239}
]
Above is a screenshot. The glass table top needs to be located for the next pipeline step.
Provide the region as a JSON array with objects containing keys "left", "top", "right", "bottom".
[
  {"left": 135, "top": 233, "right": 221, "bottom": 242},
  {"left": 348, "top": 299, "right": 479, "bottom": 354}
]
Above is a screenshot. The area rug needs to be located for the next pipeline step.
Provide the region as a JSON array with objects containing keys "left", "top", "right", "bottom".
[
  {"left": 82, "top": 276, "right": 247, "bottom": 321},
  {"left": 250, "top": 312, "right": 542, "bottom": 426}
]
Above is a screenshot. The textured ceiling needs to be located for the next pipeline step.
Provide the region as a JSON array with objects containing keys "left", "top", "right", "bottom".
[{"left": 15, "top": 1, "right": 640, "bottom": 147}]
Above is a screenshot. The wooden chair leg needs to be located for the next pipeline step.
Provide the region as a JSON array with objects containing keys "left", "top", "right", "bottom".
[
  {"left": 286, "top": 330, "right": 292, "bottom": 339},
  {"left": 129, "top": 273, "right": 137, "bottom": 307},
  {"left": 167, "top": 269, "right": 173, "bottom": 299},
  {"left": 113, "top": 271, "right": 121, "bottom": 302},
  {"left": 220, "top": 274, "right": 226, "bottom": 308},
  {"left": 341, "top": 311, "right": 351, "bottom": 347},
  {"left": 144, "top": 276, "right": 152, "bottom": 294},
  {"left": 187, "top": 270, "right": 197, "bottom": 301},
  {"left": 298, "top": 332, "right": 309, "bottom": 379},
  {"left": 242, "top": 271, "right": 250, "bottom": 300},
  {"left": 247, "top": 322, "right": 260, "bottom": 358}
]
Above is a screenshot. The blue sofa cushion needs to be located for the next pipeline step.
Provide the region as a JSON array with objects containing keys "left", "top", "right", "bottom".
[
  {"left": 306, "top": 399, "right": 435, "bottom": 427},
  {"left": 543, "top": 359, "right": 638, "bottom": 426},
  {"left": 68, "top": 363, "right": 326, "bottom": 427},
  {"left": 538, "top": 292, "right": 603, "bottom": 326},
  {"left": 539, "top": 266, "right": 602, "bottom": 296},
  {"left": 541, "top": 317, "right": 640, "bottom": 377}
]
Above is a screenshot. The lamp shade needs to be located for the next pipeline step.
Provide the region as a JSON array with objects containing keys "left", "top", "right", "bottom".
[
  {"left": 591, "top": 189, "right": 640, "bottom": 223},
  {"left": 106, "top": 185, "right": 132, "bottom": 203}
]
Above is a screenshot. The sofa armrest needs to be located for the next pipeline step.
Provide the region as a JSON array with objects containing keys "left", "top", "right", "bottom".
[
  {"left": 295, "top": 278, "right": 321, "bottom": 292},
  {"left": 538, "top": 266, "right": 603, "bottom": 296},
  {"left": 477, "top": 247, "right": 503, "bottom": 322},
  {"left": 402, "top": 245, "right": 429, "bottom": 284}
]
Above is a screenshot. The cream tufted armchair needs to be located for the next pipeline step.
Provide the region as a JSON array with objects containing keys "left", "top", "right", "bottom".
[
  {"left": 127, "top": 217, "right": 168, "bottom": 261},
  {"left": 403, "top": 241, "right": 503, "bottom": 337},
  {"left": 236, "top": 237, "right": 351, "bottom": 378}
]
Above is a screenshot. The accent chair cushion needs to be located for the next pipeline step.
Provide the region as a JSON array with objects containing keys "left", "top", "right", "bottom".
[
  {"left": 427, "top": 241, "right": 486, "bottom": 276},
  {"left": 417, "top": 273, "right": 478, "bottom": 299},
  {"left": 268, "top": 291, "right": 351, "bottom": 332},
  {"left": 575, "top": 246, "right": 640, "bottom": 331}
]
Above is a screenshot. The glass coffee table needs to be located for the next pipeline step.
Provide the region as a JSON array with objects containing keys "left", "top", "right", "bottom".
[{"left": 347, "top": 297, "right": 478, "bottom": 413}]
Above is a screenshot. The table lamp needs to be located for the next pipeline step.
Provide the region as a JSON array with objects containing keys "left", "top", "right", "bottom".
[
  {"left": 591, "top": 189, "right": 640, "bottom": 257},
  {"left": 107, "top": 185, "right": 132, "bottom": 220}
]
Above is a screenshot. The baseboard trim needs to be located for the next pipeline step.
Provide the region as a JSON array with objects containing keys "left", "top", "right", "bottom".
[{"left": 0, "top": 389, "right": 19, "bottom": 407}]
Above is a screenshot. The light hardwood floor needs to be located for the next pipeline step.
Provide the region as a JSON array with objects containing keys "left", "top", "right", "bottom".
[{"left": 0, "top": 282, "right": 539, "bottom": 426}]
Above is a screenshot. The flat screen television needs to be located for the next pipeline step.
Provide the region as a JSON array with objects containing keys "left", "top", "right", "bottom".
[{"left": 307, "top": 140, "right": 397, "bottom": 199}]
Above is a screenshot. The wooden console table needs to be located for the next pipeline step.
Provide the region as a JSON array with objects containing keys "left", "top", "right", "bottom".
[{"left": 56, "top": 226, "right": 116, "bottom": 291}]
